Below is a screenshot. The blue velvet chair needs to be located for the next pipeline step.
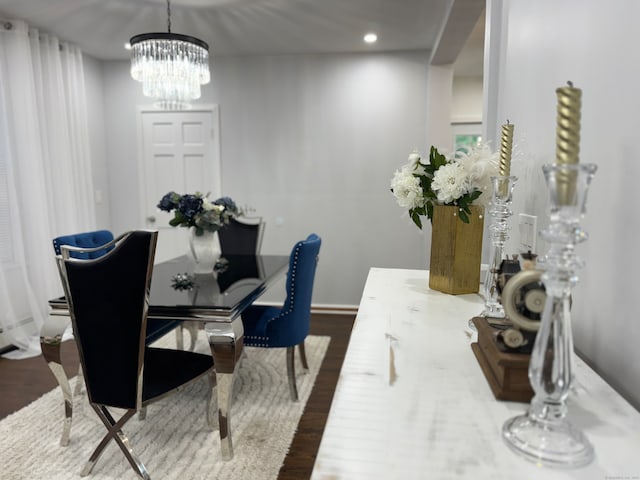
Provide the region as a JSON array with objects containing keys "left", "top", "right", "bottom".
[
  {"left": 241, "top": 233, "right": 321, "bottom": 401},
  {"left": 52, "top": 230, "right": 114, "bottom": 259},
  {"left": 53, "top": 230, "right": 183, "bottom": 345},
  {"left": 59, "top": 230, "right": 215, "bottom": 478}
]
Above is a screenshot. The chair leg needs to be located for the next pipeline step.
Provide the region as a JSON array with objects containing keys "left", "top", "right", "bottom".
[
  {"left": 206, "top": 369, "right": 218, "bottom": 431},
  {"left": 175, "top": 326, "right": 184, "bottom": 350},
  {"left": 186, "top": 322, "right": 199, "bottom": 351},
  {"left": 138, "top": 406, "right": 147, "bottom": 420},
  {"left": 41, "top": 338, "right": 74, "bottom": 447},
  {"left": 74, "top": 364, "right": 85, "bottom": 396},
  {"left": 82, "top": 404, "right": 150, "bottom": 479},
  {"left": 176, "top": 323, "right": 199, "bottom": 351},
  {"left": 298, "top": 340, "right": 309, "bottom": 371},
  {"left": 286, "top": 346, "right": 299, "bottom": 402}
]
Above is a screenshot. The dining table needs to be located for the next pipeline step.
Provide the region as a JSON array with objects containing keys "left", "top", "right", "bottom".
[{"left": 41, "top": 253, "right": 290, "bottom": 461}]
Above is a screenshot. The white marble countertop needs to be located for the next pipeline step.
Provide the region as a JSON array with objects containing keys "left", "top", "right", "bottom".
[{"left": 311, "top": 268, "right": 640, "bottom": 480}]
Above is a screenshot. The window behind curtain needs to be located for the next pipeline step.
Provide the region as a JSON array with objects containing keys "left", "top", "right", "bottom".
[{"left": 0, "top": 102, "right": 14, "bottom": 265}]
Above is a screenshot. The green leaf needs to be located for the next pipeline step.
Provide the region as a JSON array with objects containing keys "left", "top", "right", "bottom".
[
  {"left": 458, "top": 209, "right": 470, "bottom": 224},
  {"left": 418, "top": 175, "right": 430, "bottom": 191},
  {"left": 468, "top": 190, "right": 482, "bottom": 202},
  {"left": 426, "top": 202, "right": 434, "bottom": 222},
  {"left": 169, "top": 211, "right": 193, "bottom": 228},
  {"left": 429, "top": 145, "right": 448, "bottom": 170},
  {"left": 410, "top": 210, "right": 423, "bottom": 229}
]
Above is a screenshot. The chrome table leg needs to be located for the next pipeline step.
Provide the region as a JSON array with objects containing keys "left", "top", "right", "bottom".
[
  {"left": 204, "top": 318, "right": 243, "bottom": 461},
  {"left": 41, "top": 312, "right": 75, "bottom": 446}
]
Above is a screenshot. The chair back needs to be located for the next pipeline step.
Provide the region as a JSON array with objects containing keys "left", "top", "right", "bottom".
[
  {"left": 216, "top": 255, "right": 264, "bottom": 294},
  {"left": 218, "top": 217, "right": 265, "bottom": 255},
  {"left": 280, "top": 233, "right": 321, "bottom": 345},
  {"left": 53, "top": 230, "right": 114, "bottom": 259},
  {"left": 60, "top": 230, "right": 157, "bottom": 410}
]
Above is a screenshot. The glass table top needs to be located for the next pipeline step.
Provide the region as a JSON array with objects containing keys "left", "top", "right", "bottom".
[
  {"left": 49, "top": 254, "right": 289, "bottom": 319},
  {"left": 148, "top": 254, "right": 289, "bottom": 316}
]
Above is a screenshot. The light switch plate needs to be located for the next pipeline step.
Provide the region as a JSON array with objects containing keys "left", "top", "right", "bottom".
[{"left": 518, "top": 213, "right": 537, "bottom": 253}]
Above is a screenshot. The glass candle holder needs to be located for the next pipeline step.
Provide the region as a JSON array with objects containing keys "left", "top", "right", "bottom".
[
  {"left": 502, "top": 163, "right": 597, "bottom": 467},
  {"left": 480, "top": 175, "right": 518, "bottom": 319}
]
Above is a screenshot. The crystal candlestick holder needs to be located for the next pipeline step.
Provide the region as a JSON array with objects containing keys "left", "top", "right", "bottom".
[
  {"left": 502, "top": 163, "right": 597, "bottom": 468},
  {"left": 481, "top": 175, "right": 518, "bottom": 318}
]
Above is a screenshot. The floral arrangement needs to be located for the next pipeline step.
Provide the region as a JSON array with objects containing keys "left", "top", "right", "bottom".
[
  {"left": 390, "top": 143, "right": 499, "bottom": 226},
  {"left": 157, "top": 191, "right": 241, "bottom": 236}
]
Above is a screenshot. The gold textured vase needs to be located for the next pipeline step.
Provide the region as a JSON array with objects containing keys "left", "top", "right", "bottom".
[{"left": 429, "top": 204, "right": 484, "bottom": 295}]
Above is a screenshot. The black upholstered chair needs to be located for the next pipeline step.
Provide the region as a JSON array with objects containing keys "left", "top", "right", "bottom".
[
  {"left": 53, "top": 230, "right": 187, "bottom": 346},
  {"left": 241, "top": 233, "right": 321, "bottom": 401},
  {"left": 218, "top": 217, "right": 265, "bottom": 256},
  {"left": 59, "top": 230, "right": 215, "bottom": 479}
]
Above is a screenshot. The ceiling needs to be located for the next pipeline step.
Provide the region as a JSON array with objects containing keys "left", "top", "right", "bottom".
[{"left": 0, "top": 0, "right": 484, "bottom": 74}]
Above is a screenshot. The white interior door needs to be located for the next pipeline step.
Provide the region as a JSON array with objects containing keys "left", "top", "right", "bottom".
[{"left": 139, "top": 107, "right": 221, "bottom": 263}]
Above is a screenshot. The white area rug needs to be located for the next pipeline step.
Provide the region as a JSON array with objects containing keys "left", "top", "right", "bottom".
[{"left": 0, "top": 333, "right": 329, "bottom": 480}]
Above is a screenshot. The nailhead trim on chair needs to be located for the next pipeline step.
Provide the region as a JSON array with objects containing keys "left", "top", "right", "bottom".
[
  {"left": 244, "top": 335, "right": 269, "bottom": 347},
  {"left": 266, "top": 242, "right": 301, "bottom": 326}
]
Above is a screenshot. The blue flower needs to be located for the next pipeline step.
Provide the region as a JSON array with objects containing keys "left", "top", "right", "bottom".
[
  {"left": 177, "top": 195, "right": 203, "bottom": 220},
  {"left": 157, "top": 191, "right": 180, "bottom": 212},
  {"left": 213, "top": 196, "right": 238, "bottom": 213}
]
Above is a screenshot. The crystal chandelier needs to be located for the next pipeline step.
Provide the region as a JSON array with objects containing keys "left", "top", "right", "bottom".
[{"left": 129, "top": 0, "right": 210, "bottom": 110}]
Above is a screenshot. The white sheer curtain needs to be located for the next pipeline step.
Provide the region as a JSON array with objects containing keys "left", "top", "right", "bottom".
[{"left": 0, "top": 20, "right": 96, "bottom": 359}]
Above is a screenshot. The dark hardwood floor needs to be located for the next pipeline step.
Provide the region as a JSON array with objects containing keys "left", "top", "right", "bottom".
[
  {"left": 0, "top": 312, "right": 355, "bottom": 479},
  {"left": 278, "top": 313, "right": 355, "bottom": 479}
]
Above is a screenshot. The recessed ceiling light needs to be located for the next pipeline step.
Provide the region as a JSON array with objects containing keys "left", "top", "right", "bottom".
[{"left": 364, "top": 33, "right": 378, "bottom": 44}]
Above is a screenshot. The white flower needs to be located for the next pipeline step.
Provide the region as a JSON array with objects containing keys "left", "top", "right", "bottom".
[
  {"left": 407, "top": 151, "right": 427, "bottom": 175},
  {"left": 455, "top": 143, "right": 499, "bottom": 206},
  {"left": 391, "top": 165, "right": 425, "bottom": 209},
  {"left": 431, "top": 162, "right": 469, "bottom": 204},
  {"left": 202, "top": 198, "right": 224, "bottom": 213}
]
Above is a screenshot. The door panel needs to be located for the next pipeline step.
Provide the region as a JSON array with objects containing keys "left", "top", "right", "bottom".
[{"left": 139, "top": 107, "right": 221, "bottom": 263}]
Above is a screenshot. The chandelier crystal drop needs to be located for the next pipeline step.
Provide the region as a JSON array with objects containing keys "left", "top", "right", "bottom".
[{"left": 129, "top": 0, "right": 210, "bottom": 110}]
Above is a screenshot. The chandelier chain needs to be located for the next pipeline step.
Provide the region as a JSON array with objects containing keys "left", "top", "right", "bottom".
[{"left": 166, "top": 0, "right": 172, "bottom": 33}]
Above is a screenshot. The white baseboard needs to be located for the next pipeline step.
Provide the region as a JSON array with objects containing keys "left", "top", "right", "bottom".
[
  {"left": 311, "top": 304, "right": 358, "bottom": 315},
  {"left": 252, "top": 302, "right": 358, "bottom": 316}
]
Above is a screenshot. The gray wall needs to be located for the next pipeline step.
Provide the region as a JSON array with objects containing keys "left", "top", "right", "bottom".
[
  {"left": 100, "top": 51, "right": 431, "bottom": 306},
  {"left": 485, "top": 0, "right": 640, "bottom": 408},
  {"left": 82, "top": 54, "right": 110, "bottom": 229}
]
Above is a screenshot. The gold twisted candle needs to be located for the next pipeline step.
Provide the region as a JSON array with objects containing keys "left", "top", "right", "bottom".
[
  {"left": 555, "top": 81, "right": 582, "bottom": 165},
  {"left": 499, "top": 121, "right": 514, "bottom": 176},
  {"left": 555, "top": 81, "right": 581, "bottom": 204}
]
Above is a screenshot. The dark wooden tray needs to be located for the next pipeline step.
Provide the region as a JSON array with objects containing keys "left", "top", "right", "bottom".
[{"left": 470, "top": 316, "right": 534, "bottom": 403}]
